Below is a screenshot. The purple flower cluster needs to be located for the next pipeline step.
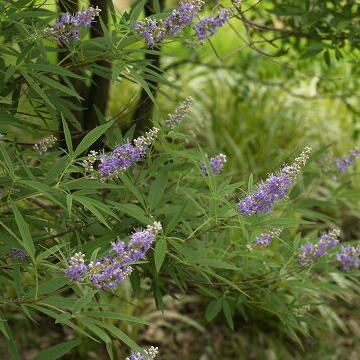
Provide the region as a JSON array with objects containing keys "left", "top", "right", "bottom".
[
  {"left": 255, "top": 228, "right": 282, "bottom": 247},
  {"left": 9, "top": 248, "right": 27, "bottom": 260},
  {"left": 166, "top": 96, "right": 193, "bottom": 129},
  {"left": 238, "top": 147, "right": 312, "bottom": 216},
  {"left": 134, "top": 0, "right": 204, "bottom": 47},
  {"left": 126, "top": 346, "right": 159, "bottom": 360},
  {"left": 64, "top": 222, "right": 162, "bottom": 290},
  {"left": 298, "top": 229, "right": 340, "bottom": 264},
  {"left": 200, "top": 153, "right": 227, "bottom": 175},
  {"left": 98, "top": 127, "right": 159, "bottom": 179},
  {"left": 336, "top": 245, "right": 360, "bottom": 270},
  {"left": 133, "top": 19, "right": 166, "bottom": 47},
  {"left": 64, "top": 252, "right": 87, "bottom": 281},
  {"left": 43, "top": 7, "right": 101, "bottom": 41},
  {"left": 332, "top": 147, "right": 360, "bottom": 172},
  {"left": 194, "top": 9, "right": 230, "bottom": 40}
]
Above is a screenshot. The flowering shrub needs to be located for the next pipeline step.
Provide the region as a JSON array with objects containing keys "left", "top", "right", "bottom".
[{"left": 0, "top": 0, "right": 359, "bottom": 359}]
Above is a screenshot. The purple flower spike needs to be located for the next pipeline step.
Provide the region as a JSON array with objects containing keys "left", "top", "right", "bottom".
[
  {"left": 336, "top": 245, "right": 360, "bottom": 270},
  {"left": 200, "top": 153, "right": 227, "bottom": 175},
  {"left": 134, "top": 0, "right": 204, "bottom": 47},
  {"left": 9, "top": 248, "right": 28, "bottom": 260},
  {"left": 194, "top": 9, "right": 230, "bottom": 40},
  {"left": 98, "top": 127, "right": 159, "bottom": 179},
  {"left": 43, "top": 7, "right": 101, "bottom": 42},
  {"left": 298, "top": 229, "right": 340, "bottom": 264},
  {"left": 64, "top": 222, "right": 162, "bottom": 290},
  {"left": 238, "top": 147, "right": 311, "bottom": 216},
  {"left": 166, "top": 96, "right": 193, "bottom": 129},
  {"left": 126, "top": 346, "right": 159, "bottom": 360},
  {"left": 332, "top": 147, "right": 359, "bottom": 172},
  {"left": 255, "top": 228, "right": 282, "bottom": 247}
]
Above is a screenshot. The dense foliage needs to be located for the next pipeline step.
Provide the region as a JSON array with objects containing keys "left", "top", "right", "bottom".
[{"left": 0, "top": 0, "right": 359, "bottom": 359}]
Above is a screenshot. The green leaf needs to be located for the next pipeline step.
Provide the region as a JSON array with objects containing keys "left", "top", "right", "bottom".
[
  {"left": 222, "top": 299, "right": 234, "bottom": 330},
  {"left": 66, "top": 194, "right": 73, "bottom": 217},
  {"left": 27, "top": 63, "right": 85, "bottom": 80},
  {"left": 85, "top": 318, "right": 143, "bottom": 353},
  {"left": 12, "top": 204, "right": 35, "bottom": 260},
  {"left": 338, "top": 190, "right": 360, "bottom": 199},
  {"left": 205, "top": 299, "right": 222, "bottom": 322},
  {"left": 154, "top": 237, "right": 167, "bottom": 273},
  {"left": 62, "top": 116, "right": 73, "bottom": 154},
  {"left": 73, "top": 195, "right": 110, "bottom": 228},
  {"left": 74, "top": 122, "right": 113, "bottom": 157},
  {"left": 247, "top": 173, "right": 253, "bottom": 192},
  {"left": 256, "top": 217, "right": 315, "bottom": 227},
  {"left": 79, "top": 319, "right": 111, "bottom": 343},
  {"left": 36, "top": 73, "right": 82, "bottom": 99},
  {"left": 19, "top": 70, "right": 55, "bottom": 110},
  {"left": 73, "top": 289, "right": 98, "bottom": 314},
  {"left": 195, "top": 258, "right": 240, "bottom": 271},
  {"left": 110, "top": 202, "right": 151, "bottom": 225},
  {"left": 32, "top": 339, "right": 81, "bottom": 360},
  {"left": 81, "top": 311, "right": 150, "bottom": 325},
  {"left": 299, "top": 48, "right": 323, "bottom": 59},
  {"left": 130, "top": 0, "right": 147, "bottom": 22},
  {"left": 148, "top": 169, "right": 168, "bottom": 209},
  {"left": 119, "top": 174, "right": 145, "bottom": 207},
  {"left": 165, "top": 202, "right": 187, "bottom": 235}
]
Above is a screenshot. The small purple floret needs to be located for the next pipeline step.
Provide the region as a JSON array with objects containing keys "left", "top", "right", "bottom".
[
  {"left": 336, "top": 245, "right": 360, "bottom": 270},
  {"left": 9, "top": 248, "right": 27, "bottom": 260},
  {"left": 201, "top": 153, "right": 227, "bottom": 175}
]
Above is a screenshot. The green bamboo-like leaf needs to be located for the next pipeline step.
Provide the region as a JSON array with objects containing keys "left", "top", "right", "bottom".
[
  {"left": 28, "top": 63, "right": 85, "bottom": 80},
  {"left": 32, "top": 340, "right": 81, "bottom": 360},
  {"left": 62, "top": 116, "right": 73, "bottom": 154},
  {"left": 82, "top": 311, "right": 150, "bottom": 325},
  {"left": 195, "top": 258, "right": 240, "bottom": 271},
  {"left": 85, "top": 318, "right": 143, "bottom": 353},
  {"left": 205, "top": 299, "right": 222, "bottom": 322},
  {"left": 154, "top": 237, "right": 167, "bottom": 273},
  {"left": 110, "top": 202, "right": 151, "bottom": 225},
  {"left": 73, "top": 195, "right": 110, "bottom": 228},
  {"left": 74, "top": 122, "right": 113, "bottom": 157},
  {"left": 148, "top": 169, "right": 168, "bottom": 209},
  {"left": 19, "top": 70, "right": 55, "bottom": 110},
  {"left": 79, "top": 319, "right": 111, "bottom": 343},
  {"left": 120, "top": 174, "right": 145, "bottom": 207},
  {"left": 165, "top": 202, "right": 187, "bottom": 235},
  {"left": 72, "top": 289, "right": 98, "bottom": 314},
  {"left": 12, "top": 204, "right": 35, "bottom": 260},
  {"left": 222, "top": 299, "right": 234, "bottom": 330},
  {"left": 129, "top": 0, "right": 146, "bottom": 22},
  {"left": 36, "top": 73, "right": 82, "bottom": 99}
]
